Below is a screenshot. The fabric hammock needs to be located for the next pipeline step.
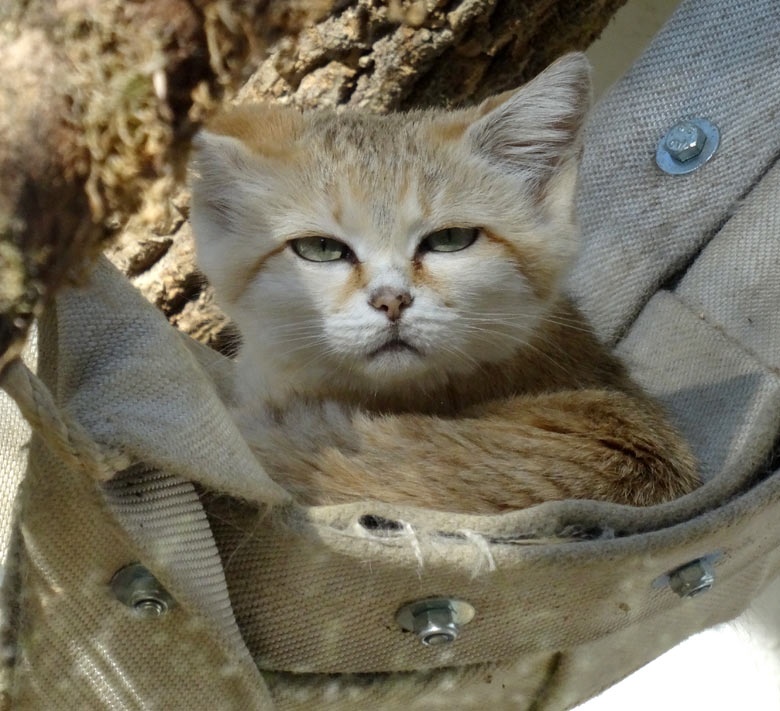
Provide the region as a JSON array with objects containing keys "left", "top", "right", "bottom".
[{"left": 2, "top": 0, "right": 780, "bottom": 708}]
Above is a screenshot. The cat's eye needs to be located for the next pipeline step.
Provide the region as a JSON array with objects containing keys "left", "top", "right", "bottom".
[
  {"left": 419, "top": 227, "right": 478, "bottom": 253},
  {"left": 290, "top": 236, "right": 353, "bottom": 262}
]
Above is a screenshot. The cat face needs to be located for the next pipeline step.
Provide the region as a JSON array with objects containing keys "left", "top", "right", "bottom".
[{"left": 190, "top": 53, "right": 590, "bottom": 401}]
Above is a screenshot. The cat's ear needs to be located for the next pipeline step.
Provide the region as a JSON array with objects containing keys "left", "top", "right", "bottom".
[
  {"left": 190, "top": 129, "right": 255, "bottom": 190},
  {"left": 189, "top": 130, "right": 257, "bottom": 234},
  {"left": 189, "top": 104, "right": 304, "bottom": 231},
  {"left": 465, "top": 53, "right": 591, "bottom": 190}
]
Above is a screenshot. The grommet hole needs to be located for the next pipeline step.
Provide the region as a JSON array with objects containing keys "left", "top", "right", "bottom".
[{"left": 359, "top": 514, "right": 403, "bottom": 533}]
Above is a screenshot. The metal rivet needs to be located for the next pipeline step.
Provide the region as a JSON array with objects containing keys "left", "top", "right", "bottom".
[
  {"left": 656, "top": 118, "right": 719, "bottom": 174},
  {"left": 396, "top": 598, "right": 475, "bottom": 646},
  {"left": 110, "top": 563, "right": 176, "bottom": 618},
  {"left": 653, "top": 553, "right": 722, "bottom": 599}
]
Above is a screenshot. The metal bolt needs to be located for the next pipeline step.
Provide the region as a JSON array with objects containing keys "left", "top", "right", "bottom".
[
  {"left": 110, "top": 563, "right": 176, "bottom": 618},
  {"left": 396, "top": 598, "right": 475, "bottom": 646},
  {"left": 656, "top": 118, "right": 719, "bottom": 175},
  {"left": 664, "top": 122, "right": 707, "bottom": 162},
  {"left": 668, "top": 558, "right": 716, "bottom": 598}
]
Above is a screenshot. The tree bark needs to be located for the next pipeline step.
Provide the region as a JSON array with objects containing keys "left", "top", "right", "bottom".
[{"left": 1, "top": 0, "right": 627, "bottom": 367}]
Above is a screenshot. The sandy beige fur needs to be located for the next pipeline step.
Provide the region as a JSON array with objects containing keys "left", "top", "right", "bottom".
[
  {"left": 250, "top": 307, "right": 698, "bottom": 513},
  {"left": 189, "top": 54, "right": 700, "bottom": 514}
]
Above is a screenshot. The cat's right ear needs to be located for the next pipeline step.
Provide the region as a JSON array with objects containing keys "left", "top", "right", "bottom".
[
  {"left": 189, "top": 104, "right": 304, "bottom": 231},
  {"left": 189, "top": 130, "right": 257, "bottom": 231},
  {"left": 191, "top": 130, "right": 255, "bottom": 177}
]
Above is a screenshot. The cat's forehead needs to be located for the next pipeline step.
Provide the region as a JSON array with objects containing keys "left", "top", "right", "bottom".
[
  {"left": 306, "top": 111, "right": 444, "bottom": 186},
  {"left": 297, "top": 111, "right": 456, "bottom": 235},
  {"left": 310, "top": 111, "right": 426, "bottom": 156}
]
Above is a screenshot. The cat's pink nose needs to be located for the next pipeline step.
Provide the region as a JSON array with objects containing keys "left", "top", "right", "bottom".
[{"left": 369, "top": 287, "right": 413, "bottom": 321}]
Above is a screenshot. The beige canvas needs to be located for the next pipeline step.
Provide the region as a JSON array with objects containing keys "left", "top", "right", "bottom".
[{"left": 2, "top": 0, "right": 780, "bottom": 708}]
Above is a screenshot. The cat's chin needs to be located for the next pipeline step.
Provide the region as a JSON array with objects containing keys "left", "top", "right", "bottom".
[
  {"left": 367, "top": 337, "right": 420, "bottom": 359},
  {"left": 358, "top": 338, "right": 483, "bottom": 388},
  {"left": 362, "top": 345, "right": 425, "bottom": 376}
]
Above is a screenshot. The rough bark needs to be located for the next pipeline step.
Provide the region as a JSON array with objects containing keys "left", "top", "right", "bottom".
[
  {"left": 240, "top": 0, "right": 626, "bottom": 111},
  {"left": 1, "top": 0, "right": 627, "bottom": 365}
]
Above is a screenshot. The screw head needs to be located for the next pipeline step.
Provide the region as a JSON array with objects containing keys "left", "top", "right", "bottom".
[
  {"left": 110, "top": 563, "right": 176, "bottom": 618},
  {"left": 656, "top": 118, "right": 719, "bottom": 175},
  {"left": 396, "top": 598, "right": 475, "bottom": 647},
  {"left": 664, "top": 122, "right": 707, "bottom": 162}
]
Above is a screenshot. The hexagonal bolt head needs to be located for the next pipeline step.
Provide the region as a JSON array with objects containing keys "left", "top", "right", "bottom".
[
  {"left": 664, "top": 122, "right": 707, "bottom": 162},
  {"left": 110, "top": 563, "right": 176, "bottom": 618},
  {"left": 396, "top": 597, "right": 475, "bottom": 646},
  {"left": 413, "top": 607, "right": 461, "bottom": 646},
  {"left": 668, "top": 558, "right": 715, "bottom": 598}
]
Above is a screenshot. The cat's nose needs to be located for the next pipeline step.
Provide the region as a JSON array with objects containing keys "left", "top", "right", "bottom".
[{"left": 369, "top": 287, "right": 413, "bottom": 321}]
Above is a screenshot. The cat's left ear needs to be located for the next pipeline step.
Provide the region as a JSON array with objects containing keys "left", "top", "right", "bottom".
[{"left": 465, "top": 53, "right": 591, "bottom": 192}]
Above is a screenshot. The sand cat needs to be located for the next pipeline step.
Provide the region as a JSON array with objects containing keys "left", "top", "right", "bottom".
[{"left": 189, "top": 53, "right": 698, "bottom": 514}]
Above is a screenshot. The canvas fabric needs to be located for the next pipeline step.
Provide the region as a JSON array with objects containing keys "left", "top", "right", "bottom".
[
  {"left": 571, "top": 0, "right": 780, "bottom": 347},
  {"left": 1, "top": 0, "right": 780, "bottom": 708},
  {"left": 0, "top": 329, "right": 34, "bottom": 573}
]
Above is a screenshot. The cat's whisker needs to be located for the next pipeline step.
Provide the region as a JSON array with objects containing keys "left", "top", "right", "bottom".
[
  {"left": 435, "top": 341, "right": 487, "bottom": 375},
  {"left": 260, "top": 324, "right": 324, "bottom": 337},
  {"left": 456, "top": 324, "right": 572, "bottom": 376},
  {"left": 272, "top": 340, "right": 331, "bottom": 361},
  {"left": 460, "top": 311, "right": 579, "bottom": 323},
  {"left": 457, "top": 313, "right": 594, "bottom": 335},
  {"left": 464, "top": 312, "right": 595, "bottom": 333},
  {"left": 274, "top": 334, "right": 331, "bottom": 345},
  {"left": 288, "top": 343, "right": 352, "bottom": 376}
]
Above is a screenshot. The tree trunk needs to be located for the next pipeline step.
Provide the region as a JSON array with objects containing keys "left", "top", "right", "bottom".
[{"left": 1, "top": 0, "right": 627, "bottom": 368}]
